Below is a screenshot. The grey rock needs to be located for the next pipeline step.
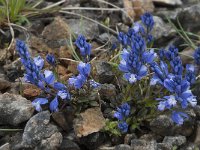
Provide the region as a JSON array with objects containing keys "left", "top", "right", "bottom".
[
  {"left": 157, "top": 143, "right": 172, "bottom": 150},
  {"left": 42, "top": 16, "right": 70, "bottom": 48},
  {"left": 59, "top": 139, "right": 80, "bottom": 150},
  {"left": 193, "top": 121, "right": 200, "bottom": 145},
  {"left": 150, "top": 115, "right": 174, "bottom": 136},
  {"left": 94, "top": 61, "right": 115, "bottom": 84},
  {"left": 21, "top": 111, "right": 62, "bottom": 149},
  {"left": 99, "top": 84, "right": 117, "bottom": 100},
  {"left": 182, "top": 0, "right": 200, "bottom": 5},
  {"left": 130, "top": 139, "right": 157, "bottom": 150},
  {"left": 163, "top": 135, "right": 186, "bottom": 147},
  {"left": 140, "top": 133, "right": 162, "bottom": 142},
  {"left": 65, "top": 19, "right": 99, "bottom": 40},
  {"left": 0, "top": 78, "right": 11, "bottom": 91},
  {"left": 179, "top": 143, "right": 199, "bottom": 150},
  {"left": 0, "top": 93, "right": 34, "bottom": 126},
  {"left": 177, "top": 4, "right": 200, "bottom": 32},
  {"left": 79, "top": 132, "right": 106, "bottom": 150},
  {"left": 194, "top": 105, "right": 200, "bottom": 119},
  {"left": 153, "top": 0, "right": 182, "bottom": 6},
  {"left": 150, "top": 112, "right": 195, "bottom": 137},
  {"left": 0, "top": 143, "right": 10, "bottom": 150},
  {"left": 152, "top": 16, "right": 176, "bottom": 43},
  {"left": 124, "top": 134, "right": 137, "bottom": 145},
  {"left": 156, "top": 8, "right": 182, "bottom": 21},
  {"left": 115, "top": 144, "right": 132, "bottom": 150}
]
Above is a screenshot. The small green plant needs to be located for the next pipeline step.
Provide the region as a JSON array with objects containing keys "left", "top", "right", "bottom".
[{"left": 0, "top": 0, "right": 27, "bottom": 25}]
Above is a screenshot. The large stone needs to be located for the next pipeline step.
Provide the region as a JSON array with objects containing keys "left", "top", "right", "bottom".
[
  {"left": 177, "top": 4, "right": 200, "bottom": 32},
  {"left": 99, "top": 84, "right": 117, "bottom": 100},
  {"left": 21, "top": 111, "right": 62, "bottom": 149},
  {"left": 79, "top": 132, "right": 106, "bottom": 150},
  {"left": 94, "top": 61, "right": 115, "bottom": 84},
  {"left": 152, "top": 16, "right": 176, "bottom": 45},
  {"left": 73, "top": 107, "right": 106, "bottom": 137},
  {"left": 42, "top": 17, "right": 70, "bottom": 48},
  {"left": 0, "top": 93, "right": 34, "bottom": 126},
  {"left": 130, "top": 139, "right": 157, "bottom": 150},
  {"left": 150, "top": 115, "right": 174, "bottom": 136},
  {"left": 65, "top": 19, "right": 99, "bottom": 40},
  {"left": 150, "top": 112, "right": 195, "bottom": 137}
]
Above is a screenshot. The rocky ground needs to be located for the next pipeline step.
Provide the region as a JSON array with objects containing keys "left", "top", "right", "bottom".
[{"left": 1, "top": 0, "right": 200, "bottom": 150}]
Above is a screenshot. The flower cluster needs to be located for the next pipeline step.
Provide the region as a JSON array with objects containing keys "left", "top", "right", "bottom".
[
  {"left": 114, "top": 103, "right": 130, "bottom": 133},
  {"left": 75, "top": 35, "right": 91, "bottom": 62},
  {"left": 151, "top": 46, "right": 197, "bottom": 125},
  {"left": 194, "top": 47, "right": 200, "bottom": 65},
  {"left": 118, "top": 13, "right": 157, "bottom": 84},
  {"left": 16, "top": 40, "right": 70, "bottom": 112},
  {"left": 69, "top": 35, "right": 100, "bottom": 90}
]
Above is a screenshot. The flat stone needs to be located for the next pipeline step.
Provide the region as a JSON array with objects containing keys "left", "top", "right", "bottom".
[
  {"left": 115, "top": 144, "right": 131, "bottom": 150},
  {"left": 0, "top": 78, "right": 11, "bottom": 91},
  {"left": 0, "top": 93, "right": 34, "bottom": 126},
  {"left": 73, "top": 107, "right": 106, "bottom": 137}
]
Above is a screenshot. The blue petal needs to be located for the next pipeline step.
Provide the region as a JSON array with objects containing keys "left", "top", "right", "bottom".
[
  {"left": 44, "top": 70, "right": 55, "bottom": 85},
  {"left": 50, "top": 96, "right": 59, "bottom": 112},
  {"left": 32, "top": 98, "right": 48, "bottom": 112},
  {"left": 164, "top": 78, "right": 175, "bottom": 92},
  {"left": 33, "top": 56, "right": 44, "bottom": 70},
  {"left": 57, "top": 90, "right": 70, "bottom": 100},
  {"left": 54, "top": 82, "right": 66, "bottom": 90}
]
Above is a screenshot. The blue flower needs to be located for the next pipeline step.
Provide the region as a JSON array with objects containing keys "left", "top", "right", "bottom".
[
  {"left": 157, "top": 95, "right": 177, "bottom": 111},
  {"left": 170, "top": 56, "right": 183, "bottom": 75},
  {"left": 44, "top": 70, "right": 55, "bottom": 85},
  {"left": 141, "top": 12, "right": 154, "bottom": 31},
  {"left": 89, "top": 80, "right": 101, "bottom": 88},
  {"left": 171, "top": 111, "right": 188, "bottom": 125},
  {"left": 33, "top": 56, "right": 44, "bottom": 70},
  {"left": 57, "top": 90, "right": 70, "bottom": 100},
  {"left": 50, "top": 96, "right": 59, "bottom": 112},
  {"left": 118, "top": 48, "right": 149, "bottom": 83},
  {"left": 46, "top": 54, "right": 56, "bottom": 66},
  {"left": 150, "top": 61, "right": 168, "bottom": 85},
  {"left": 68, "top": 74, "right": 87, "bottom": 89},
  {"left": 54, "top": 82, "right": 66, "bottom": 90},
  {"left": 75, "top": 35, "right": 91, "bottom": 61},
  {"left": 118, "top": 122, "right": 128, "bottom": 133},
  {"left": 77, "top": 62, "right": 91, "bottom": 77},
  {"left": 114, "top": 103, "right": 130, "bottom": 120},
  {"left": 185, "top": 64, "right": 196, "bottom": 84},
  {"left": 142, "top": 49, "right": 157, "bottom": 64},
  {"left": 165, "top": 45, "right": 179, "bottom": 61},
  {"left": 158, "top": 49, "right": 166, "bottom": 60},
  {"left": 194, "top": 47, "right": 200, "bottom": 65},
  {"left": 32, "top": 98, "right": 48, "bottom": 112},
  {"left": 118, "top": 32, "right": 129, "bottom": 46}
]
